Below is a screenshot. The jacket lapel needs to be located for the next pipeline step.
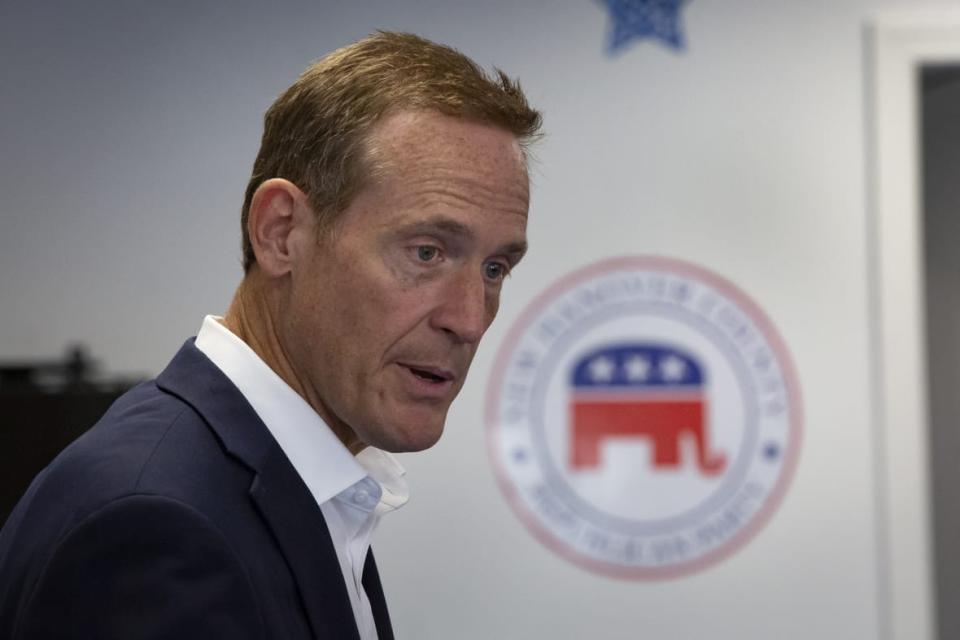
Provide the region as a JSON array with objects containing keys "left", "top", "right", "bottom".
[
  {"left": 249, "top": 450, "right": 361, "bottom": 640},
  {"left": 157, "top": 340, "right": 361, "bottom": 640}
]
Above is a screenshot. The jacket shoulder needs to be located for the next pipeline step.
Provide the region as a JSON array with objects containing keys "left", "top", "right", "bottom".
[
  {"left": 34, "top": 379, "right": 233, "bottom": 505},
  {"left": 0, "top": 380, "right": 255, "bottom": 634}
]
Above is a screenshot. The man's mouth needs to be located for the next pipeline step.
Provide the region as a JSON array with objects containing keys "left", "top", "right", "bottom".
[{"left": 400, "top": 364, "right": 455, "bottom": 384}]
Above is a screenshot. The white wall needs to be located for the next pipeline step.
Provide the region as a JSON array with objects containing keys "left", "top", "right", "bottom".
[{"left": 0, "top": 1, "right": 937, "bottom": 637}]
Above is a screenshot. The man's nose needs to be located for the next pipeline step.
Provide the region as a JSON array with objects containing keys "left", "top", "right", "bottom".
[{"left": 431, "top": 267, "right": 491, "bottom": 344}]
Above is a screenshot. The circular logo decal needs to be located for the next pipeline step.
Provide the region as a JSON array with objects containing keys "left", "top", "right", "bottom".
[{"left": 486, "top": 257, "right": 801, "bottom": 579}]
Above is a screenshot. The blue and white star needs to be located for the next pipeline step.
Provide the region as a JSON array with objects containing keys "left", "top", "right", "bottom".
[
  {"left": 588, "top": 355, "right": 617, "bottom": 382},
  {"left": 623, "top": 354, "right": 652, "bottom": 381},
  {"left": 659, "top": 355, "right": 687, "bottom": 382},
  {"left": 599, "top": 0, "right": 689, "bottom": 54}
]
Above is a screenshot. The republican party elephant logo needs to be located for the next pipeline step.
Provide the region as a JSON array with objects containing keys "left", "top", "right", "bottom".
[
  {"left": 486, "top": 256, "right": 801, "bottom": 579},
  {"left": 569, "top": 344, "right": 726, "bottom": 475}
]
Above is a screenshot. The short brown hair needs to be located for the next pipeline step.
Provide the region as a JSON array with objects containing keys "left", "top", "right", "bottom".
[{"left": 240, "top": 31, "right": 542, "bottom": 272}]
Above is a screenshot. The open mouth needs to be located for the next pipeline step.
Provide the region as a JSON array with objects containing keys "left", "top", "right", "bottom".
[{"left": 405, "top": 365, "right": 452, "bottom": 384}]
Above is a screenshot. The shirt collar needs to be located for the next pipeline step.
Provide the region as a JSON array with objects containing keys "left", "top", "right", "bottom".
[
  {"left": 356, "top": 447, "right": 409, "bottom": 515},
  {"left": 194, "top": 315, "right": 406, "bottom": 509}
]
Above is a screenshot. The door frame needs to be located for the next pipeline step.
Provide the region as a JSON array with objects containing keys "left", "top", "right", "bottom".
[{"left": 867, "top": 9, "right": 960, "bottom": 640}]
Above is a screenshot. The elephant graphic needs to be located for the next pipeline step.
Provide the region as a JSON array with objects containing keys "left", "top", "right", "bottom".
[{"left": 568, "top": 343, "right": 726, "bottom": 475}]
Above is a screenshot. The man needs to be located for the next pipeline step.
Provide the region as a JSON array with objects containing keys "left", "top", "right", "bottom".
[{"left": 0, "top": 32, "right": 541, "bottom": 639}]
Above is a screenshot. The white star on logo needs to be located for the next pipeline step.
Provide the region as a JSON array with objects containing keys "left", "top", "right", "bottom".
[
  {"left": 659, "top": 355, "right": 687, "bottom": 382},
  {"left": 623, "top": 355, "right": 651, "bottom": 381},
  {"left": 588, "top": 356, "right": 616, "bottom": 382}
]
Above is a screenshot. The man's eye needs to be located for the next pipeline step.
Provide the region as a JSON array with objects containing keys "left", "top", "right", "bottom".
[
  {"left": 416, "top": 246, "right": 439, "bottom": 262},
  {"left": 484, "top": 261, "right": 508, "bottom": 281}
]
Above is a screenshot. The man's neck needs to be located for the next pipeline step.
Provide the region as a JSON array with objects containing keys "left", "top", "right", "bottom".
[{"left": 222, "top": 274, "right": 367, "bottom": 455}]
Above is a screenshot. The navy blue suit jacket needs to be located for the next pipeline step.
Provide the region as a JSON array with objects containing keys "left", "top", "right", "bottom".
[{"left": 0, "top": 341, "right": 393, "bottom": 639}]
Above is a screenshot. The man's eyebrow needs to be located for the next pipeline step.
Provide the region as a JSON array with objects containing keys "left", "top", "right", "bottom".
[
  {"left": 395, "top": 217, "right": 528, "bottom": 260},
  {"left": 400, "top": 217, "right": 472, "bottom": 238},
  {"left": 502, "top": 240, "right": 528, "bottom": 264}
]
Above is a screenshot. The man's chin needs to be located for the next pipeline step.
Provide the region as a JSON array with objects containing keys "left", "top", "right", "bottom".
[{"left": 365, "top": 412, "right": 446, "bottom": 453}]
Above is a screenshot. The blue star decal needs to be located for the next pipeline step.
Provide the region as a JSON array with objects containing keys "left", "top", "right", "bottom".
[{"left": 599, "top": 0, "right": 690, "bottom": 54}]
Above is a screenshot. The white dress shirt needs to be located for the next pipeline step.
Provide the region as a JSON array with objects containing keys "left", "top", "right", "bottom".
[{"left": 195, "top": 315, "right": 408, "bottom": 640}]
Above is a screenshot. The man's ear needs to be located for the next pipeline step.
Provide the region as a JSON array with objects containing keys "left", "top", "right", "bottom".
[{"left": 247, "top": 178, "right": 309, "bottom": 277}]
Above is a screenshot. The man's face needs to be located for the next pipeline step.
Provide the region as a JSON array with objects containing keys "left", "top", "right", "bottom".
[{"left": 282, "top": 110, "right": 530, "bottom": 453}]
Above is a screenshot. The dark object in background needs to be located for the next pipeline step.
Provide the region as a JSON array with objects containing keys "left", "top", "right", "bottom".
[{"left": 0, "top": 346, "right": 141, "bottom": 527}]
